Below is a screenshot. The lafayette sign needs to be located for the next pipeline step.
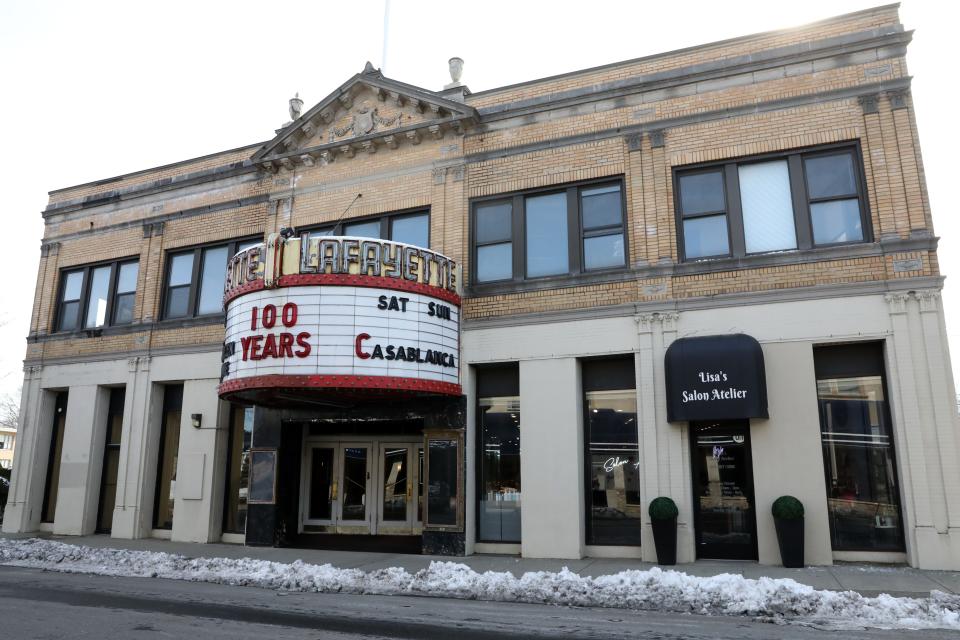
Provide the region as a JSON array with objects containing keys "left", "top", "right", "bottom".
[{"left": 218, "top": 233, "right": 461, "bottom": 399}]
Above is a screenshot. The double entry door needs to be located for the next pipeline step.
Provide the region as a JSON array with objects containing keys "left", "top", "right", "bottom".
[{"left": 300, "top": 439, "right": 423, "bottom": 535}]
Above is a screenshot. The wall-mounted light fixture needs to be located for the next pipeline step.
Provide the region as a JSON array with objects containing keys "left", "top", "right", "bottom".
[{"left": 191, "top": 413, "right": 202, "bottom": 429}]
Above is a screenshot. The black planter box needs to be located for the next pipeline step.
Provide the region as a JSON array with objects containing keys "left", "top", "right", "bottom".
[
  {"left": 774, "top": 516, "right": 804, "bottom": 568},
  {"left": 651, "top": 516, "right": 677, "bottom": 565}
]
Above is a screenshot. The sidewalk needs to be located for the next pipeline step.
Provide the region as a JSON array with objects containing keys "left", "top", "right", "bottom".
[{"left": 9, "top": 532, "right": 958, "bottom": 599}]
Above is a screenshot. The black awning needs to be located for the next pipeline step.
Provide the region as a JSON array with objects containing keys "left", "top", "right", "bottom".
[{"left": 664, "top": 333, "right": 768, "bottom": 422}]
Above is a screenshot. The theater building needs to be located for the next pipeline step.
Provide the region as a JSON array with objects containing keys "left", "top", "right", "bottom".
[{"left": 5, "top": 4, "right": 960, "bottom": 568}]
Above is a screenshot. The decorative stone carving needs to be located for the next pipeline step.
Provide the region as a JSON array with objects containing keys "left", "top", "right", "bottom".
[
  {"left": 635, "top": 311, "right": 679, "bottom": 333},
  {"left": 450, "top": 164, "right": 465, "bottom": 182},
  {"left": 625, "top": 133, "right": 642, "bottom": 152},
  {"left": 888, "top": 89, "right": 909, "bottom": 110},
  {"left": 916, "top": 289, "right": 941, "bottom": 313},
  {"left": 40, "top": 242, "right": 60, "bottom": 257},
  {"left": 329, "top": 100, "right": 402, "bottom": 142},
  {"left": 446, "top": 57, "right": 464, "bottom": 90},
  {"left": 406, "top": 130, "right": 421, "bottom": 145},
  {"left": 142, "top": 222, "right": 164, "bottom": 238},
  {"left": 288, "top": 93, "right": 303, "bottom": 121},
  {"left": 884, "top": 292, "right": 910, "bottom": 314},
  {"left": 339, "top": 145, "right": 355, "bottom": 158},
  {"left": 429, "top": 124, "right": 443, "bottom": 139},
  {"left": 127, "top": 357, "right": 139, "bottom": 372},
  {"left": 320, "top": 150, "right": 335, "bottom": 165},
  {"left": 383, "top": 135, "right": 398, "bottom": 149},
  {"left": 859, "top": 94, "right": 880, "bottom": 115},
  {"left": 649, "top": 129, "right": 666, "bottom": 148},
  {"left": 300, "top": 154, "right": 315, "bottom": 167},
  {"left": 432, "top": 167, "right": 447, "bottom": 185}
]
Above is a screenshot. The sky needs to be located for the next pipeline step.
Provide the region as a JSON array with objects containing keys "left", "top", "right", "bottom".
[{"left": 0, "top": 0, "right": 957, "bottom": 408}]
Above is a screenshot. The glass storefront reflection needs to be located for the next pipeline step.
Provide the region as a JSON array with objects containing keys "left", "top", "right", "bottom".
[
  {"left": 817, "top": 375, "right": 904, "bottom": 551},
  {"left": 478, "top": 396, "right": 521, "bottom": 542},
  {"left": 586, "top": 389, "right": 641, "bottom": 545}
]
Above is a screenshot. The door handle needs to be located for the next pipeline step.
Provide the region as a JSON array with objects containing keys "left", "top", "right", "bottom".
[
  {"left": 406, "top": 484, "right": 412, "bottom": 499},
  {"left": 331, "top": 481, "right": 338, "bottom": 501}
]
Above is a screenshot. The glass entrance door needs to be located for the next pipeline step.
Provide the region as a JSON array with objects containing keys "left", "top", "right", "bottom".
[
  {"left": 691, "top": 422, "right": 758, "bottom": 560},
  {"left": 302, "top": 439, "right": 421, "bottom": 535}
]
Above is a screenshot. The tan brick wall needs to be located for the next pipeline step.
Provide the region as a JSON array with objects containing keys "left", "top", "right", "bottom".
[{"left": 26, "top": 5, "right": 939, "bottom": 363}]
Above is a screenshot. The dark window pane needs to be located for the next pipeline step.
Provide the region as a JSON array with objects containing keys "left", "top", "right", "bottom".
[
  {"left": 309, "top": 228, "right": 335, "bottom": 240},
  {"left": 817, "top": 375, "right": 904, "bottom": 551},
  {"left": 169, "top": 253, "right": 194, "bottom": 287},
  {"left": 382, "top": 448, "right": 409, "bottom": 521},
  {"left": 341, "top": 447, "right": 367, "bottom": 521},
  {"left": 344, "top": 220, "right": 381, "bottom": 239},
  {"left": 112, "top": 293, "right": 135, "bottom": 325},
  {"left": 476, "top": 243, "right": 512, "bottom": 282},
  {"left": 581, "top": 185, "right": 622, "bottom": 229},
  {"left": 805, "top": 153, "right": 857, "bottom": 199},
  {"left": 308, "top": 446, "right": 334, "bottom": 521},
  {"left": 391, "top": 214, "right": 429, "bottom": 248},
  {"left": 586, "top": 389, "right": 640, "bottom": 545},
  {"left": 166, "top": 286, "right": 190, "bottom": 319},
  {"left": 60, "top": 301, "right": 80, "bottom": 331},
  {"left": 525, "top": 192, "right": 569, "bottom": 277},
  {"left": 584, "top": 233, "right": 625, "bottom": 270},
  {"left": 153, "top": 385, "right": 182, "bottom": 530},
  {"left": 63, "top": 271, "right": 84, "bottom": 301},
  {"left": 84, "top": 266, "right": 111, "bottom": 328},
  {"left": 811, "top": 199, "right": 863, "bottom": 245},
  {"left": 225, "top": 406, "right": 254, "bottom": 533},
  {"left": 116, "top": 262, "right": 138, "bottom": 294},
  {"left": 427, "top": 439, "right": 458, "bottom": 526},
  {"left": 41, "top": 393, "right": 68, "bottom": 523},
  {"left": 478, "top": 396, "right": 521, "bottom": 542},
  {"left": 683, "top": 214, "right": 730, "bottom": 259},
  {"left": 476, "top": 202, "right": 512, "bottom": 244},
  {"left": 249, "top": 450, "right": 276, "bottom": 503},
  {"left": 197, "top": 246, "right": 228, "bottom": 315},
  {"left": 679, "top": 171, "right": 725, "bottom": 215}
]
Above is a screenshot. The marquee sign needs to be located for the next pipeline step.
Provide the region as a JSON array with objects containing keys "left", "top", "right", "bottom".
[
  {"left": 664, "top": 334, "right": 768, "bottom": 422},
  {"left": 218, "top": 233, "right": 461, "bottom": 400}
]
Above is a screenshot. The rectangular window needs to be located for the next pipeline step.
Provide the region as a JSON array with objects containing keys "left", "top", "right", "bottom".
[
  {"left": 472, "top": 179, "right": 627, "bottom": 285},
  {"left": 476, "top": 364, "right": 521, "bottom": 543},
  {"left": 675, "top": 144, "right": 869, "bottom": 261},
  {"left": 153, "top": 384, "right": 182, "bottom": 530},
  {"left": 162, "top": 238, "right": 258, "bottom": 320},
  {"left": 304, "top": 210, "right": 430, "bottom": 248},
  {"left": 41, "top": 392, "right": 68, "bottom": 523},
  {"left": 223, "top": 405, "right": 253, "bottom": 534},
  {"left": 814, "top": 342, "right": 904, "bottom": 552},
  {"left": 424, "top": 432, "right": 463, "bottom": 530},
  {"left": 56, "top": 258, "right": 139, "bottom": 332},
  {"left": 583, "top": 357, "right": 640, "bottom": 546},
  {"left": 96, "top": 387, "right": 125, "bottom": 534}
]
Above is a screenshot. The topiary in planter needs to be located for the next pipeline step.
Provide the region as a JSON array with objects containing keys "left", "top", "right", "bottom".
[
  {"left": 648, "top": 496, "right": 679, "bottom": 521},
  {"left": 772, "top": 495, "right": 805, "bottom": 568},
  {"left": 648, "top": 497, "right": 678, "bottom": 565},
  {"left": 772, "top": 495, "right": 804, "bottom": 520}
]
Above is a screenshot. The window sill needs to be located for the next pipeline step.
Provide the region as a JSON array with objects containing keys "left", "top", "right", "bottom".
[{"left": 467, "top": 268, "right": 635, "bottom": 297}]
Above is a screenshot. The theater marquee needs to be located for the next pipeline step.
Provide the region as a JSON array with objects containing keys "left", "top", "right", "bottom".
[{"left": 218, "top": 233, "right": 461, "bottom": 400}]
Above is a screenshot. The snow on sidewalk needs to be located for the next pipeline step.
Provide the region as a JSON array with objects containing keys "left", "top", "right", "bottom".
[{"left": 1, "top": 537, "right": 959, "bottom": 630}]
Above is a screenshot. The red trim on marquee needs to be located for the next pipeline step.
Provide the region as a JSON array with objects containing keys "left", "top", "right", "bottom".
[
  {"left": 223, "top": 274, "right": 461, "bottom": 306},
  {"left": 218, "top": 374, "right": 461, "bottom": 397}
]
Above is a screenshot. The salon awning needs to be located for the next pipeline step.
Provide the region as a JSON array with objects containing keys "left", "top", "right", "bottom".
[{"left": 664, "top": 333, "right": 768, "bottom": 422}]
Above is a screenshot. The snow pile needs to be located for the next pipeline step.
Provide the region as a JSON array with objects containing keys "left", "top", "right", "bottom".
[{"left": 2, "top": 537, "right": 959, "bottom": 630}]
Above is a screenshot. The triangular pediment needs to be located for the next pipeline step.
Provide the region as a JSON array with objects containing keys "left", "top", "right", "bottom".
[{"left": 253, "top": 64, "right": 478, "bottom": 170}]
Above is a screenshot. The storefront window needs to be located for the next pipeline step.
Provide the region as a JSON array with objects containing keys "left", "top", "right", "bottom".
[
  {"left": 96, "top": 387, "right": 125, "bottom": 533},
  {"left": 41, "top": 392, "right": 68, "bottom": 523},
  {"left": 425, "top": 434, "right": 461, "bottom": 528},
  {"left": 815, "top": 342, "right": 904, "bottom": 552},
  {"left": 583, "top": 357, "right": 640, "bottom": 546},
  {"left": 153, "top": 384, "right": 182, "bottom": 530},
  {"left": 223, "top": 405, "right": 253, "bottom": 534},
  {"left": 478, "top": 396, "right": 521, "bottom": 542}
]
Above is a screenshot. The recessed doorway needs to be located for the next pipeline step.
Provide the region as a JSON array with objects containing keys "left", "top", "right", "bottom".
[{"left": 690, "top": 421, "right": 758, "bottom": 560}]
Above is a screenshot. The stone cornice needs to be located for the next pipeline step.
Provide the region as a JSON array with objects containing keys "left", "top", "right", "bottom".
[{"left": 474, "top": 27, "right": 911, "bottom": 123}]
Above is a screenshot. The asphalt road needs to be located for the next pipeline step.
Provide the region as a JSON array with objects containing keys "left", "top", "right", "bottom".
[{"left": 0, "top": 566, "right": 955, "bottom": 639}]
